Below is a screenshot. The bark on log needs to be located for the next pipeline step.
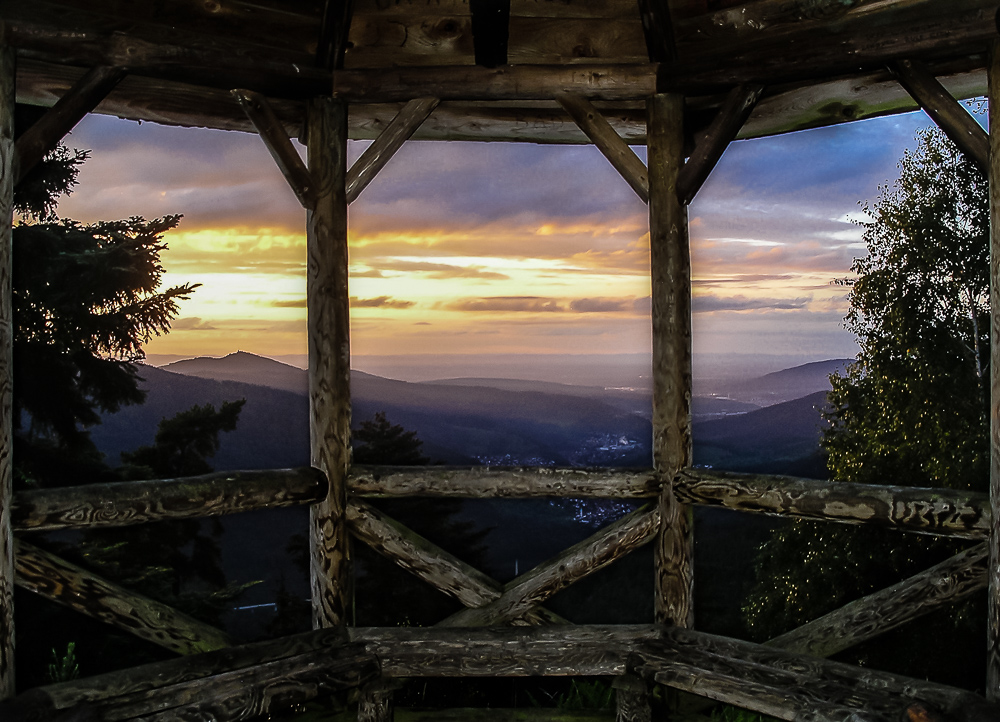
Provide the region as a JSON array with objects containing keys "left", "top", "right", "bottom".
[
  {"left": 676, "top": 84, "right": 763, "bottom": 205},
  {"left": 308, "top": 96, "right": 353, "bottom": 630},
  {"left": 892, "top": 58, "right": 989, "bottom": 173},
  {"left": 349, "top": 624, "right": 662, "bottom": 677},
  {"left": 648, "top": 92, "right": 693, "bottom": 628},
  {"left": 674, "top": 467, "right": 991, "bottom": 540},
  {"left": 13, "top": 539, "right": 233, "bottom": 655},
  {"left": 346, "top": 498, "right": 567, "bottom": 625},
  {"left": 346, "top": 96, "right": 439, "bottom": 203},
  {"left": 438, "top": 505, "right": 659, "bottom": 627},
  {"left": 8, "top": 630, "right": 376, "bottom": 722},
  {"left": 0, "top": 38, "right": 13, "bottom": 702},
  {"left": 766, "top": 543, "right": 988, "bottom": 658},
  {"left": 233, "top": 89, "right": 316, "bottom": 209},
  {"left": 556, "top": 92, "right": 648, "bottom": 203},
  {"left": 349, "top": 465, "right": 660, "bottom": 498},
  {"left": 988, "top": 37, "right": 1000, "bottom": 703},
  {"left": 12, "top": 467, "right": 327, "bottom": 532}
]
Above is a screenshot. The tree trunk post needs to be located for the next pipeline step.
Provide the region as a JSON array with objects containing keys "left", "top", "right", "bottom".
[
  {"left": 358, "top": 679, "right": 398, "bottom": 722},
  {"left": 647, "top": 92, "right": 694, "bottom": 628},
  {"left": 988, "top": 38, "right": 1000, "bottom": 702},
  {"left": 307, "top": 96, "right": 353, "bottom": 629},
  {"left": 614, "top": 674, "right": 652, "bottom": 722},
  {"left": 0, "top": 39, "right": 14, "bottom": 700}
]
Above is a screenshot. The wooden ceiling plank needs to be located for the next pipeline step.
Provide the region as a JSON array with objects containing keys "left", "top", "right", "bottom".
[
  {"left": 676, "top": 83, "right": 763, "bottom": 205},
  {"left": 317, "top": 0, "right": 356, "bottom": 70},
  {"left": 346, "top": 96, "right": 439, "bottom": 203},
  {"left": 14, "top": 64, "right": 126, "bottom": 185},
  {"left": 556, "top": 92, "right": 648, "bottom": 203},
  {"left": 344, "top": 15, "right": 475, "bottom": 68},
  {"left": 636, "top": 0, "right": 677, "bottom": 64},
  {"left": 891, "top": 58, "right": 988, "bottom": 172},
  {"left": 506, "top": 17, "right": 647, "bottom": 65},
  {"left": 509, "top": 0, "right": 638, "bottom": 18},
  {"left": 232, "top": 89, "right": 316, "bottom": 210}
]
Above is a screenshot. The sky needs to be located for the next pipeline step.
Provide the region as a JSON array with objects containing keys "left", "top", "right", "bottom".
[{"left": 49, "top": 104, "right": 955, "bottom": 380}]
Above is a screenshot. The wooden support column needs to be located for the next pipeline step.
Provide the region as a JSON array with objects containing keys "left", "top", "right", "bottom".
[
  {"left": 648, "top": 93, "right": 693, "bottom": 628},
  {"left": 358, "top": 679, "right": 398, "bottom": 722},
  {"left": 988, "top": 39, "right": 1000, "bottom": 702},
  {"left": 0, "top": 39, "right": 13, "bottom": 702},
  {"left": 307, "top": 96, "right": 352, "bottom": 630},
  {"left": 614, "top": 674, "right": 652, "bottom": 722}
]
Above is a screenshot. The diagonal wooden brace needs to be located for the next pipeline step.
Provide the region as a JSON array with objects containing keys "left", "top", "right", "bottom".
[
  {"left": 15, "top": 65, "right": 126, "bottom": 185},
  {"left": 232, "top": 89, "right": 316, "bottom": 209}
]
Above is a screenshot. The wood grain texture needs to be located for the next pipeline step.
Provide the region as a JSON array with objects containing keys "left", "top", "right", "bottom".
[
  {"left": 12, "top": 468, "right": 327, "bottom": 532},
  {"left": 13, "top": 539, "right": 233, "bottom": 656},
  {"left": 317, "top": 0, "right": 355, "bottom": 71},
  {"left": 635, "top": 0, "right": 676, "bottom": 63},
  {"left": 346, "top": 96, "right": 439, "bottom": 203},
  {"left": 677, "top": 83, "right": 763, "bottom": 205},
  {"left": 506, "top": 18, "right": 647, "bottom": 65},
  {"left": 345, "top": 15, "right": 474, "bottom": 68},
  {"left": 349, "top": 625, "right": 662, "bottom": 677},
  {"left": 0, "top": 40, "right": 13, "bottom": 703},
  {"left": 767, "top": 543, "right": 988, "bottom": 658},
  {"left": 647, "top": 93, "right": 693, "bottom": 628},
  {"left": 892, "top": 58, "right": 989, "bottom": 173},
  {"left": 556, "top": 93, "right": 648, "bottom": 203},
  {"left": 349, "top": 465, "right": 660, "bottom": 498},
  {"left": 308, "top": 96, "right": 353, "bottom": 630},
  {"left": 233, "top": 89, "right": 316, "bottom": 209},
  {"left": 439, "top": 505, "right": 659, "bottom": 627},
  {"left": 674, "top": 468, "right": 991, "bottom": 539},
  {"left": 613, "top": 674, "right": 651, "bottom": 722},
  {"left": 989, "top": 37, "right": 1000, "bottom": 703},
  {"left": 13, "top": 64, "right": 125, "bottom": 184},
  {"left": 358, "top": 679, "right": 398, "bottom": 722},
  {"left": 347, "top": 498, "right": 568, "bottom": 625}
]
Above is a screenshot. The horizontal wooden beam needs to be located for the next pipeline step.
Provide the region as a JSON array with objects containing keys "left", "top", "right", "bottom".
[
  {"left": 349, "top": 624, "right": 662, "bottom": 677},
  {"left": 232, "top": 89, "right": 316, "bottom": 210},
  {"left": 346, "top": 498, "right": 567, "bottom": 625},
  {"left": 631, "top": 627, "right": 1000, "bottom": 722},
  {"left": 556, "top": 92, "right": 649, "bottom": 203},
  {"left": 6, "top": 629, "right": 375, "bottom": 721},
  {"left": 767, "top": 543, "right": 988, "bottom": 659},
  {"left": 12, "top": 467, "right": 327, "bottom": 532},
  {"left": 674, "top": 468, "right": 990, "bottom": 540},
  {"left": 892, "top": 58, "right": 989, "bottom": 172},
  {"left": 14, "top": 539, "right": 233, "bottom": 656},
  {"left": 14, "top": 64, "right": 126, "bottom": 184},
  {"left": 349, "top": 465, "right": 660, "bottom": 498},
  {"left": 439, "top": 505, "right": 659, "bottom": 627}
]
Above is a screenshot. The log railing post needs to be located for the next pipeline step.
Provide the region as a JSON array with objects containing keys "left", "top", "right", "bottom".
[
  {"left": 0, "top": 39, "right": 14, "bottom": 700},
  {"left": 988, "top": 39, "right": 1000, "bottom": 702},
  {"left": 647, "top": 92, "right": 694, "bottom": 628},
  {"left": 307, "top": 96, "right": 353, "bottom": 629}
]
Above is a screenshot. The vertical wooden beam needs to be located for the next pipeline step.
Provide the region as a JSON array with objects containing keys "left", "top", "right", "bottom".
[
  {"left": 307, "top": 96, "right": 352, "bottom": 630},
  {"left": 317, "top": 0, "right": 355, "bottom": 70},
  {"left": 636, "top": 0, "right": 677, "bottom": 64},
  {"left": 988, "top": 39, "right": 1000, "bottom": 703},
  {"left": 0, "top": 40, "right": 13, "bottom": 701},
  {"left": 358, "top": 679, "right": 397, "bottom": 722},
  {"left": 648, "top": 93, "right": 693, "bottom": 629},
  {"left": 614, "top": 674, "right": 652, "bottom": 722}
]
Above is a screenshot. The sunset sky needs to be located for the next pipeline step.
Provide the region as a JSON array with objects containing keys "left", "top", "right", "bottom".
[{"left": 51, "top": 105, "right": 959, "bottom": 380}]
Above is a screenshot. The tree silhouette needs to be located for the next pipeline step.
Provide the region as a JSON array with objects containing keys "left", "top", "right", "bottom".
[{"left": 353, "top": 411, "right": 429, "bottom": 465}]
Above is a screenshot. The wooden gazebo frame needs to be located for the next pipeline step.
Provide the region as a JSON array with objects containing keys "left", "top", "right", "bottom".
[{"left": 1, "top": 1, "right": 1000, "bottom": 719}]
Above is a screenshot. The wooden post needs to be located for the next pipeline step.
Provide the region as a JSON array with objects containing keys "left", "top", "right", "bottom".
[
  {"left": 0, "top": 38, "right": 13, "bottom": 701},
  {"left": 358, "top": 679, "right": 397, "bottom": 722},
  {"left": 988, "top": 38, "right": 1000, "bottom": 702},
  {"left": 613, "top": 674, "right": 652, "bottom": 722},
  {"left": 307, "top": 96, "right": 352, "bottom": 630},
  {"left": 647, "top": 93, "right": 694, "bottom": 628}
]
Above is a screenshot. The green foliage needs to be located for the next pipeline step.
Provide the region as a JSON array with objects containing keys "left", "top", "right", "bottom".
[
  {"left": 526, "top": 679, "right": 614, "bottom": 711},
  {"left": 707, "top": 706, "right": 779, "bottom": 722},
  {"left": 14, "top": 144, "right": 88, "bottom": 221},
  {"left": 46, "top": 642, "right": 79, "bottom": 683},
  {"left": 353, "top": 411, "right": 429, "bottom": 465}
]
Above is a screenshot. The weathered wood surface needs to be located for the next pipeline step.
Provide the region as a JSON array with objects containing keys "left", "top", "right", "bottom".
[
  {"left": 636, "top": 0, "right": 675, "bottom": 64},
  {"left": 13, "top": 539, "right": 233, "bottom": 655},
  {"left": 346, "top": 96, "right": 439, "bottom": 203},
  {"left": 630, "top": 628, "right": 1000, "bottom": 722},
  {"left": 346, "top": 14, "right": 474, "bottom": 69},
  {"left": 674, "top": 467, "right": 992, "bottom": 539},
  {"left": 349, "top": 625, "right": 662, "bottom": 677},
  {"left": 439, "top": 505, "right": 659, "bottom": 627},
  {"left": 317, "top": 0, "right": 355, "bottom": 71},
  {"left": 346, "top": 498, "right": 567, "bottom": 626},
  {"left": 613, "top": 674, "right": 651, "bottom": 722},
  {"left": 505, "top": 18, "right": 646, "bottom": 66},
  {"left": 766, "top": 543, "right": 987, "bottom": 658},
  {"left": 988, "top": 37, "right": 1000, "bottom": 703},
  {"left": 12, "top": 467, "right": 326, "bottom": 532},
  {"left": 0, "top": 39, "right": 13, "bottom": 703},
  {"left": 13, "top": 64, "right": 125, "bottom": 184},
  {"left": 648, "top": 93, "right": 693, "bottom": 629},
  {"left": 676, "top": 84, "right": 763, "bottom": 205},
  {"left": 233, "top": 89, "right": 316, "bottom": 210},
  {"left": 358, "top": 679, "right": 398, "bottom": 722},
  {"left": 556, "top": 92, "right": 649, "bottom": 204},
  {"left": 7, "top": 631, "right": 376, "bottom": 722},
  {"left": 893, "top": 58, "right": 989, "bottom": 173},
  {"left": 308, "top": 97, "right": 353, "bottom": 630},
  {"left": 349, "top": 465, "right": 660, "bottom": 498}
]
